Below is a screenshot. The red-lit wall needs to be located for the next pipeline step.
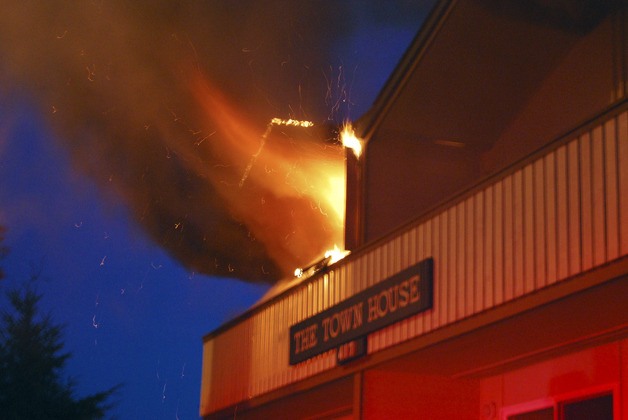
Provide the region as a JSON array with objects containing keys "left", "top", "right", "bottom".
[
  {"left": 359, "top": 339, "right": 626, "bottom": 419},
  {"left": 362, "top": 370, "right": 479, "bottom": 419},
  {"left": 481, "top": 339, "right": 627, "bottom": 419}
]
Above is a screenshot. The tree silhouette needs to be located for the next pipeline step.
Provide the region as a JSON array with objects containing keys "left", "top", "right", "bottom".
[{"left": 0, "top": 228, "right": 120, "bottom": 419}]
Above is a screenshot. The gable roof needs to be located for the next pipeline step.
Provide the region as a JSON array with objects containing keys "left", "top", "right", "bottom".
[{"left": 357, "top": 0, "right": 617, "bottom": 152}]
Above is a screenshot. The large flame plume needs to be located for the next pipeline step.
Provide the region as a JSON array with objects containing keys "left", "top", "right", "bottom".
[
  {"left": 0, "top": 1, "right": 422, "bottom": 283},
  {"left": 190, "top": 75, "right": 346, "bottom": 278}
]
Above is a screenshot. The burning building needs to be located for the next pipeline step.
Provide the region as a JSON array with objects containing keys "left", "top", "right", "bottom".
[{"left": 200, "top": 0, "right": 628, "bottom": 418}]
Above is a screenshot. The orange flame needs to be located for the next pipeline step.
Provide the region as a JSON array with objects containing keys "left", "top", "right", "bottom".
[
  {"left": 324, "top": 244, "right": 350, "bottom": 265},
  {"left": 190, "top": 74, "right": 346, "bottom": 278},
  {"left": 340, "top": 121, "right": 362, "bottom": 158}
]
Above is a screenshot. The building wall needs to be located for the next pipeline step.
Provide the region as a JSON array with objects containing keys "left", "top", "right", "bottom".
[
  {"left": 200, "top": 3, "right": 628, "bottom": 417},
  {"left": 362, "top": 370, "right": 479, "bottom": 419},
  {"left": 362, "top": 6, "right": 627, "bottom": 243},
  {"left": 480, "top": 339, "right": 627, "bottom": 419},
  {"left": 201, "top": 108, "right": 628, "bottom": 417},
  {"left": 483, "top": 7, "right": 628, "bottom": 176},
  {"left": 231, "top": 377, "right": 353, "bottom": 420}
]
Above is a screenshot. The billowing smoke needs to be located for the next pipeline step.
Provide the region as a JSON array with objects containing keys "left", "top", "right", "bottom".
[{"left": 0, "top": 1, "right": 424, "bottom": 283}]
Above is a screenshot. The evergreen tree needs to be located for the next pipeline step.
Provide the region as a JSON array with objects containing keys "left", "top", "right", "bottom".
[{"left": 0, "top": 229, "right": 119, "bottom": 419}]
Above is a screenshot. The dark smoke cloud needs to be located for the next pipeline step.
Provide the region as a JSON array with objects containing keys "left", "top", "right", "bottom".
[{"left": 0, "top": 1, "right": 425, "bottom": 283}]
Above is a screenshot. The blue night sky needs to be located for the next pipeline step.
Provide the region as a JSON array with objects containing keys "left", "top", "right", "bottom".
[
  {"left": 1, "top": 96, "right": 269, "bottom": 418},
  {"left": 0, "top": 2, "right": 431, "bottom": 418}
]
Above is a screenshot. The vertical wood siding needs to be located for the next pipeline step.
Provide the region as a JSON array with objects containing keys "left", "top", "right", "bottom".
[{"left": 201, "top": 110, "right": 628, "bottom": 414}]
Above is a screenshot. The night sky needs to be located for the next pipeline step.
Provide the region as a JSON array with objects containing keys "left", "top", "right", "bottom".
[{"left": 0, "top": 2, "right": 432, "bottom": 418}]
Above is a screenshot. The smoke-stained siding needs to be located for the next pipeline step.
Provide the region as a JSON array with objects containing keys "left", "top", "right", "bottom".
[{"left": 200, "top": 109, "right": 628, "bottom": 415}]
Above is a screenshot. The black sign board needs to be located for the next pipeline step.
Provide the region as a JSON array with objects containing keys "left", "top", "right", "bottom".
[{"left": 289, "top": 258, "right": 433, "bottom": 365}]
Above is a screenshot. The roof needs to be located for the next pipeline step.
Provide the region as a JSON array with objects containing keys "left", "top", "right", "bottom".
[{"left": 357, "top": 0, "right": 617, "bottom": 154}]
